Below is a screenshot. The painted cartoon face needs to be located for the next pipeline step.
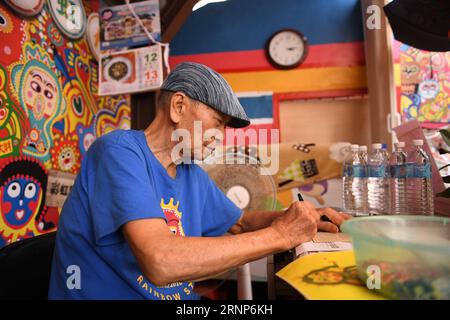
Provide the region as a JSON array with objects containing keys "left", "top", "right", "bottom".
[
  {"left": 58, "top": 146, "right": 75, "bottom": 171},
  {"left": 1, "top": 178, "right": 40, "bottom": 229},
  {"left": 23, "top": 68, "right": 57, "bottom": 120},
  {"left": 418, "top": 79, "right": 439, "bottom": 100}
]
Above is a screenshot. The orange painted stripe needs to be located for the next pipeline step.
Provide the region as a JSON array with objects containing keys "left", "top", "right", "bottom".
[
  {"left": 221, "top": 66, "right": 367, "bottom": 93},
  {"left": 169, "top": 42, "right": 365, "bottom": 73}
]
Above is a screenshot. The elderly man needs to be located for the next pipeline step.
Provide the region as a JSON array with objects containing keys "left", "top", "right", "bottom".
[{"left": 49, "top": 62, "right": 349, "bottom": 300}]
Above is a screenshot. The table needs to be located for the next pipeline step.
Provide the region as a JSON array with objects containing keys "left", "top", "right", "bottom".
[{"left": 267, "top": 250, "right": 304, "bottom": 300}]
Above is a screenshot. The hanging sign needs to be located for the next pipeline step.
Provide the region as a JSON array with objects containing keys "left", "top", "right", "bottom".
[{"left": 45, "top": 170, "right": 76, "bottom": 208}]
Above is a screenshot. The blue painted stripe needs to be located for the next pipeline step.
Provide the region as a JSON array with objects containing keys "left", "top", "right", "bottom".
[
  {"left": 171, "top": 0, "right": 364, "bottom": 55},
  {"left": 238, "top": 95, "right": 273, "bottom": 119}
]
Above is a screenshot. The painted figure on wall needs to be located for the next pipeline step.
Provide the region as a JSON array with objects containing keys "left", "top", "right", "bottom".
[
  {"left": 50, "top": 132, "right": 80, "bottom": 174},
  {"left": 0, "top": 156, "right": 55, "bottom": 247},
  {"left": 0, "top": 1, "right": 131, "bottom": 247},
  {"left": 399, "top": 45, "right": 450, "bottom": 124},
  {"left": 10, "top": 43, "right": 66, "bottom": 163}
]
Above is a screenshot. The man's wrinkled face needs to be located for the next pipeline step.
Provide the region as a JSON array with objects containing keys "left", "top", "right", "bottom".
[{"left": 174, "top": 95, "right": 230, "bottom": 161}]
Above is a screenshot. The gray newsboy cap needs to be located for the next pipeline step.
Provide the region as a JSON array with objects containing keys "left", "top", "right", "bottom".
[{"left": 160, "top": 62, "right": 250, "bottom": 128}]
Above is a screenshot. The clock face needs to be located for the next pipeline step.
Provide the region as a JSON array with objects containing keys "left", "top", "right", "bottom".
[{"left": 267, "top": 29, "right": 308, "bottom": 69}]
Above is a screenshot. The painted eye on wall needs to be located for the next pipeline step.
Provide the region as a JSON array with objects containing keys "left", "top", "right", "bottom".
[
  {"left": 7, "top": 182, "right": 21, "bottom": 198},
  {"left": 30, "top": 81, "right": 41, "bottom": 93},
  {"left": 44, "top": 89, "right": 53, "bottom": 99},
  {"left": 24, "top": 183, "right": 37, "bottom": 199}
]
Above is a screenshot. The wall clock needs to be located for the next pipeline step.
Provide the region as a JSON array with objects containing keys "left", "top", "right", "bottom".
[
  {"left": 48, "top": 0, "right": 86, "bottom": 40},
  {"left": 4, "top": 0, "right": 45, "bottom": 17},
  {"left": 266, "top": 29, "right": 308, "bottom": 69}
]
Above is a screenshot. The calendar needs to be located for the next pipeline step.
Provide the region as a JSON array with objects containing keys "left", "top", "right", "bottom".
[{"left": 99, "top": 45, "right": 163, "bottom": 96}]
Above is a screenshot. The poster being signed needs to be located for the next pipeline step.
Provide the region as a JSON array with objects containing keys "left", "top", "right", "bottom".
[{"left": 276, "top": 251, "right": 385, "bottom": 300}]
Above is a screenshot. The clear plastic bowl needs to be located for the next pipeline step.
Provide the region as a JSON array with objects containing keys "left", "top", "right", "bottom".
[{"left": 341, "top": 215, "right": 450, "bottom": 300}]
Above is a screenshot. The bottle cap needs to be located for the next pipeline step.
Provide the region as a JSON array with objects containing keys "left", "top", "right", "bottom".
[
  {"left": 372, "top": 143, "right": 382, "bottom": 149},
  {"left": 395, "top": 141, "right": 405, "bottom": 148},
  {"left": 412, "top": 139, "right": 423, "bottom": 146},
  {"left": 359, "top": 145, "right": 367, "bottom": 151},
  {"left": 350, "top": 144, "right": 359, "bottom": 151}
]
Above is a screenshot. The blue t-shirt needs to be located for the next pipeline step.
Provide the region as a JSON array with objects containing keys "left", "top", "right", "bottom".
[{"left": 48, "top": 130, "right": 242, "bottom": 300}]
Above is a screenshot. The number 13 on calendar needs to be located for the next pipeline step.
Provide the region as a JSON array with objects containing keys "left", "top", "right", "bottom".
[{"left": 141, "top": 46, "right": 162, "bottom": 87}]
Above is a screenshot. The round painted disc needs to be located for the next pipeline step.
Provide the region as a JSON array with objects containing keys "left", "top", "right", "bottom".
[
  {"left": 48, "top": 0, "right": 86, "bottom": 40},
  {"left": 5, "top": 0, "right": 44, "bottom": 17}
]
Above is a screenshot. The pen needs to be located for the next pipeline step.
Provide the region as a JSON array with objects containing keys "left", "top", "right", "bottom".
[{"left": 298, "top": 192, "right": 339, "bottom": 230}]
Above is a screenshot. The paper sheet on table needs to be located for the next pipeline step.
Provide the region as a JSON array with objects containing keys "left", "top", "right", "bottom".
[
  {"left": 276, "top": 251, "right": 386, "bottom": 300},
  {"left": 295, "top": 241, "right": 353, "bottom": 258},
  {"left": 312, "top": 232, "right": 352, "bottom": 243}
]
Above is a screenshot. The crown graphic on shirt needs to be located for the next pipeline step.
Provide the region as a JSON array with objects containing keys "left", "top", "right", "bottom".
[{"left": 160, "top": 197, "right": 182, "bottom": 219}]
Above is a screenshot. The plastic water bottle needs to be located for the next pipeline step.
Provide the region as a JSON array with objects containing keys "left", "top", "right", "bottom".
[
  {"left": 342, "top": 144, "right": 368, "bottom": 216},
  {"left": 389, "top": 142, "right": 408, "bottom": 215},
  {"left": 368, "top": 143, "right": 391, "bottom": 215},
  {"left": 359, "top": 145, "right": 368, "bottom": 163},
  {"left": 405, "top": 140, "right": 434, "bottom": 215}
]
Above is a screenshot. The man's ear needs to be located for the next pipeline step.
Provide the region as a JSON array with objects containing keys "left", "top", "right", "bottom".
[{"left": 169, "top": 92, "right": 187, "bottom": 124}]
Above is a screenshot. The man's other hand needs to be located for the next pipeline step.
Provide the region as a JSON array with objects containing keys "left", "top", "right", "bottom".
[{"left": 317, "top": 207, "right": 352, "bottom": 233}]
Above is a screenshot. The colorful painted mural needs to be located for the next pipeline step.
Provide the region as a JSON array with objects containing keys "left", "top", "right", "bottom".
[
  {"left": 397, "top": 43, "right": 450, "bottom": 125},
  {"left": 0, "top": 1, "right": 131, "bottom": 247}
]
